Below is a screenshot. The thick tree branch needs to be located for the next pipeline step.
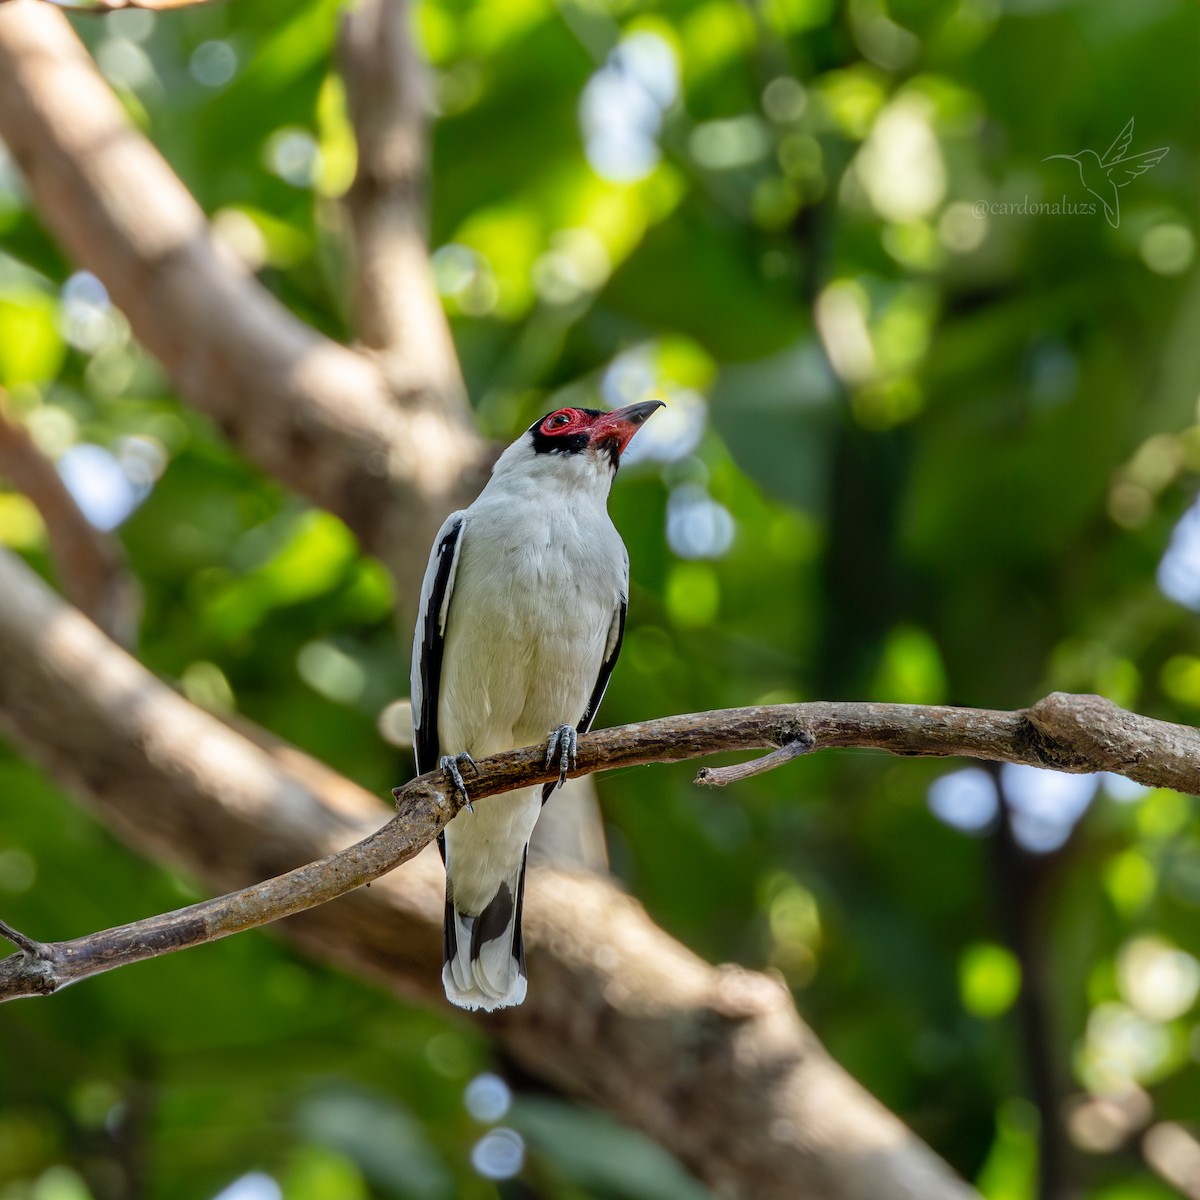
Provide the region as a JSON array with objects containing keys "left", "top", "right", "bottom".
[
  {"left": 0, "top": 0, "right": 486, "bottom": 604},
  {"left": 1, "top": 551, "right": 1197, "bottom": 1195},
  {"left": 0, "top": 390, "right": 141, "bottom": 645},
  {"left": 0, "top": 545, "right": 997, "bottom": 1200},
  {"left": 339, "top": 0, "right": 462, "bottom": 394}
]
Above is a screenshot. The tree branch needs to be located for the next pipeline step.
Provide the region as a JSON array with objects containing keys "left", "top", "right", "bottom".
[
  {"left": 0, "top": 390, "right": 141, "bottom": 645},
  {"left": 1, "top": 676, "right": 1193, "bottom": 999},
  {"left": 695, "top": 736, "right": 813, "bottom": 785},
  {"left": 0, "top": 0, "right": 486, "bottom": 605},
  {"left": 338, "top": 0, "right": 463, "bottom": 395},
  {"left": 0, "top": 543, "right": 1195, "bottom": 1194}
]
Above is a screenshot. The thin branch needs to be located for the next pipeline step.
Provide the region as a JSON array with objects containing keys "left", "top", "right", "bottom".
[
  {"left": 695, "top": 735, "right": 813, "bottom": 785},
  {"left": 2, "top": 682, "right": 1196, "bottom": 999},
  {"left": 338, "top": 0, "right": 463, "bottom": 395},
  {"left": 0, "top": 0, "right": 486, "bottom": 607},
  {"left": 0, "top": 916, "right": 49, "bottom": 957},
  {"left": 0, "top": 391, "right": 141, "bottom": 645}
]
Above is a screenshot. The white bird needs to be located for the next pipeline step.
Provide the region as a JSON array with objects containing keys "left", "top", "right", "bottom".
[{"left": 411, "top": 400, "right": 662, "bottom": 1011}]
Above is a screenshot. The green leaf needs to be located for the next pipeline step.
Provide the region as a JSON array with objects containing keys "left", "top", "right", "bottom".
[{"left": 0, "top": 292, "right": 64, "bottom": 387}]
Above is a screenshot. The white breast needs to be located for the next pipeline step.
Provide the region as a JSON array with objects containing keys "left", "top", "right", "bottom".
[{"left": 437, "top": 486, "right": 625, "bottom": 758}]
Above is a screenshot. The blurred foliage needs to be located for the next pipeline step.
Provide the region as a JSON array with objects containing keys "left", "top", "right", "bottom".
[{"left": 1, "top": 0, "right": 1200, "bottom": 1196}]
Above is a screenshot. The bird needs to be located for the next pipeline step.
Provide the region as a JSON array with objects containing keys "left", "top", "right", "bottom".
[
  {"left": 410, "top": 399, "right": 662, "bottom": 1011},
  {"left": 1044, "top": 117, "right": 1168, "bottom": 229}
]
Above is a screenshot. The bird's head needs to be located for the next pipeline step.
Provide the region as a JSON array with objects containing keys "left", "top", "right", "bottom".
[{"left": 492, "top": 400, "right": 663, "bottom": 496}]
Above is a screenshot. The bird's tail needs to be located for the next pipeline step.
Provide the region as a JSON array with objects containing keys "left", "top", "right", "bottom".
[{"left": 441, "top": 849, "right": 528, "bottom": 1011}]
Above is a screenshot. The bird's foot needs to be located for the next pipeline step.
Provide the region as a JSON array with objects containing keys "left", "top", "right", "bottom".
[
  {"left": 440, "top": 752, "right": 478, "bottom": 813},
  {"left": 544, "top": 724, "right": 578, "bottom": 790}
]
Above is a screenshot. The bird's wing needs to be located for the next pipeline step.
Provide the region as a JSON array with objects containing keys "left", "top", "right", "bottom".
[
  {"left": 1108, "top": 146, "right": 1170, "bottom": 186},
  {"left": 1100, "top": 117, "right": 1135, "bottom": 167},
  {"left": 411, "top": 511, "right": 467, "bottom": 777},
  {"left": 578, "top": 600, "right": 627, "bottom": 734},
  {"left": 540, "top": 598, "right": 627, "bottom": 805}
]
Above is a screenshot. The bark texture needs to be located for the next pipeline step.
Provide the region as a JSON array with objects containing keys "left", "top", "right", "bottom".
[{"left": 339, "top": 0, "right": 462, "bottom": 394}]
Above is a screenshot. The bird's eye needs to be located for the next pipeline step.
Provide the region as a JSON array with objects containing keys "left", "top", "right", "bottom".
[{"left": 547, "top": 412, "right": 571, "bottom": 429}]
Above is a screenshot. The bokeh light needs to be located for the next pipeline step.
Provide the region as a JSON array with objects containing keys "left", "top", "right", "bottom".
[
  {"left": 470, "top": 1128, "right": 525, "bottom": 1180},
  {"left": 580, "top": 33, "right": 678, "bottom": 184},
  {"left": 927, "top": 767, "right": 999, "bottom": 835}
]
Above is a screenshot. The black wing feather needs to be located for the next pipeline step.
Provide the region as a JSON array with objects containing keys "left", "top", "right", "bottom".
[
  {"left": 412, "top": 516, "right": 465, "bottom": 863},
  {"left": 541, "top": 599, "right": 626, "bottom": 804}
]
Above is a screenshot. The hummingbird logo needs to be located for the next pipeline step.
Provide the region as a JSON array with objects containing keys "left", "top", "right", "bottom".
[{"left": 1045, "top": 118, "right": 1169, "bottom": 229}]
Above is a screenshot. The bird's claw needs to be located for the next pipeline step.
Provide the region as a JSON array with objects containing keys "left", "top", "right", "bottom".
[
  {"left": 544, "top": 724, "right": 578, "bottom": 790},
  {"left": 440, "top": 752, "right": 478, "bottom": 813}
]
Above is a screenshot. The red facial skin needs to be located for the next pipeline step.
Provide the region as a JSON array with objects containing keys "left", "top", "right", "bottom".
[
  {"left": 538, "top": 401, "right": 663, "bottom": 457},
  {"left": 539, "top": 408, "right": 592, "bottom": 437}
]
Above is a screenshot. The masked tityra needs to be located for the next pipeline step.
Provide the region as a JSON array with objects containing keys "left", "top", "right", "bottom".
[{"left": 411, "top": 400, "right": 662, "bottom": 1011}]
